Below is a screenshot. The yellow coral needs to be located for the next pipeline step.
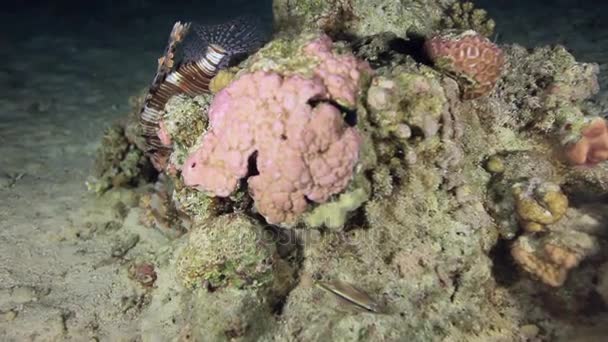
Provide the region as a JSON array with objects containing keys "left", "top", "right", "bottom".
[
  {"left": 209, "top": 69, "right": 236, "bottom": 94},
  {"left": 512, "top": 180, "right": 568, "bottom": 232},
  {"left": 485, "top": 155, "right": 505, "bottom": 174}
]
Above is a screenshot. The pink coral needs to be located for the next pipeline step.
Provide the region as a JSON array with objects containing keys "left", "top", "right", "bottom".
[
  {"left": 181, "top": 36, "right": 368, "bottom": 224},
  {"left": 425, "top": 30, "right": 504, "bottom": 99},
  {"left": 304, "top": 35, "right": 371, "bottom": 107},
  {"left": 565, "top": 117, "right": 608, "bottom": 166}
]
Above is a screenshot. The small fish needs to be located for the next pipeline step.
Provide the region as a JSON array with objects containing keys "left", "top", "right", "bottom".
[{"left": 315, "top": 279, "right": 383, "bottom": 313}]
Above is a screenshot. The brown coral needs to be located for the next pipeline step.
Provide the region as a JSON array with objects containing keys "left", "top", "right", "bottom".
[
  {"left": 564, "top": 117, "right": 608, "bottom": 166},
  {"left": 425, "top": 30, "right": 504, "bottom": 99}
]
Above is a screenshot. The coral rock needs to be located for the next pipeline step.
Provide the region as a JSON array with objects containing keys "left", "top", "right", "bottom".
[
  {"left": 176, "top": 214, "right": 277, "bottom": 289},
  {"left": 182, "top": 35, "right": 368, "bottom": 225},
  {"left": 89, "top": 123, "right": 152, "bottom": 193},
  {"left": 273, "top": 0, "right": 456, "bottom": 38},
  {"left": 564, "top": 117, "right": 608, "bottom": 166},
  {"left": 425, "top": 30, "right": 504, "bottom": 99},
  {"left": 366, "top": 67, "right": 447, "bottom": 139}
]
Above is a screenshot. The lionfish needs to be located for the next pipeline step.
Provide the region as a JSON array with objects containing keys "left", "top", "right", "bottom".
[{"left": 139, "top": 15, "right": 267, "bottom": 169}]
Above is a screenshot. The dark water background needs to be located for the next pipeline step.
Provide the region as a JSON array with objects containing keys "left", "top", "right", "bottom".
[
  {"left": 0, "top": 0, "right": 605, "bottom": 176},
  {"left": 1, "top": 0, "right": 606, "bottom": 104}
]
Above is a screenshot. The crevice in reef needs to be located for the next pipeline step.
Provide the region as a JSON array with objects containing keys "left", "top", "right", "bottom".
[
  {"left": 246, "top": 151, "right": 260, "bottom": 177},
  {"left": 263, "top": 225, "right": 304, "bottom": 316},
  {"left": 307, "top": 98, "right": 358, "bottom": 126},
  {"left": 489, "top": 238, "right": 520, "bottom": 287},
  {"left": 401, "top": 33, "right": 432, "bottom": 65},
  {"left": 343, "top": 208, "right": 369, "bottom": 232}
]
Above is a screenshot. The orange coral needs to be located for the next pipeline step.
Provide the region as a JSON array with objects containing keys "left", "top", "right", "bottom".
[
  {"left": 565, "top": 117, "right": 608, "bottom": 165},
  {"left": 425, "top": 30, "right": 504, "bottom": 99},
  {"left": 511, "top": 238, "right": 588, "bottom": 287}
]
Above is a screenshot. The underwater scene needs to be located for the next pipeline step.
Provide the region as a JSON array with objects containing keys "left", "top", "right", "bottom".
[{"left": 1, "top": 0, "right": 608, "bottom": 340}]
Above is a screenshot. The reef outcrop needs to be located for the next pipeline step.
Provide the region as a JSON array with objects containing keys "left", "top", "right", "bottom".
[{"left": 90, "top": 3, "right": 608, "bottom": 341}]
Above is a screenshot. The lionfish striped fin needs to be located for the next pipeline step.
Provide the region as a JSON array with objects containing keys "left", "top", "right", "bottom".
[{"left": 139, "top": 15, "right": 268, "bottom": 169}]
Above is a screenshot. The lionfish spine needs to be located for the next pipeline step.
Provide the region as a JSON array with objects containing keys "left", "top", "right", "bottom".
[
  {"left": 139, "top": 21, "right": 191, "bottom": 167},
  {"left": 141, "top": 45, "right": 227, "bottom": 140}
]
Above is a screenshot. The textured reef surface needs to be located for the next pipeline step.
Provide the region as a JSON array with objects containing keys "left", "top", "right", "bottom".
[{"left": 86, "top": 0, "right": 608, "bottom": 340}]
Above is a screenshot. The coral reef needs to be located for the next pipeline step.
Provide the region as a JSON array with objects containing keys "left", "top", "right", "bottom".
[
  {"left": 138, "top": 174, "right": 191, "bottom": 238},
  {"left": 484, "top": 151, "right": 604, "bottom": 288},
  {"left": 186, "top": 287, "right": 275, "bottom": 341},
  {"left": 486, "top": 152, "right": 559, "bottom": 239},
  {"left": 160, "top": 94, "right": 212, "bottom": 169},
  {"left": 303, "top": 174, "right": 371, "bottom": 230},
  {"left": 88, "top": 1, "right": 608, "bottom": 340},
  {"left": 493, "top": 44, "right": 600, "bottom": 132},
  {"left": 425, "top": 30, "right": 505, "bottom": 99},
  {"left": 511, "top": 227, "right": 598, "bottom": 287},
  {"left": 208, "top": 69, "right": 237, "bottom": 94},
  {"left": 512, "top": 179, "right": 568, "bottom": 233}
]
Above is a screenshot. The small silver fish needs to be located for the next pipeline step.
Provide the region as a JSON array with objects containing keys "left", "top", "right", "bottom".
[{"left": 315, "top": 279, "right": 383, "bottom": 313}]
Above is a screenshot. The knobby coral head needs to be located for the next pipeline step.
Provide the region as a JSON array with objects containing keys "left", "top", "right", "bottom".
[{"left": 181, "top": 35, "right": 370, "bottom": 225}]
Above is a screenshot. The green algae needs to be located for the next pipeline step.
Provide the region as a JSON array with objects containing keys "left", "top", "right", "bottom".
[{"left": 304, "top": 175, "right": 371, "bottom": 230}]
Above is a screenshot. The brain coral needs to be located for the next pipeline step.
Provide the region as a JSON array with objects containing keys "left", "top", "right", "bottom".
[
  {"left": 181, "top": 35, "right": 369, "bottom": 225},
  {"left": 425, "top": 30, "right": 504, "bottom": 99}
]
